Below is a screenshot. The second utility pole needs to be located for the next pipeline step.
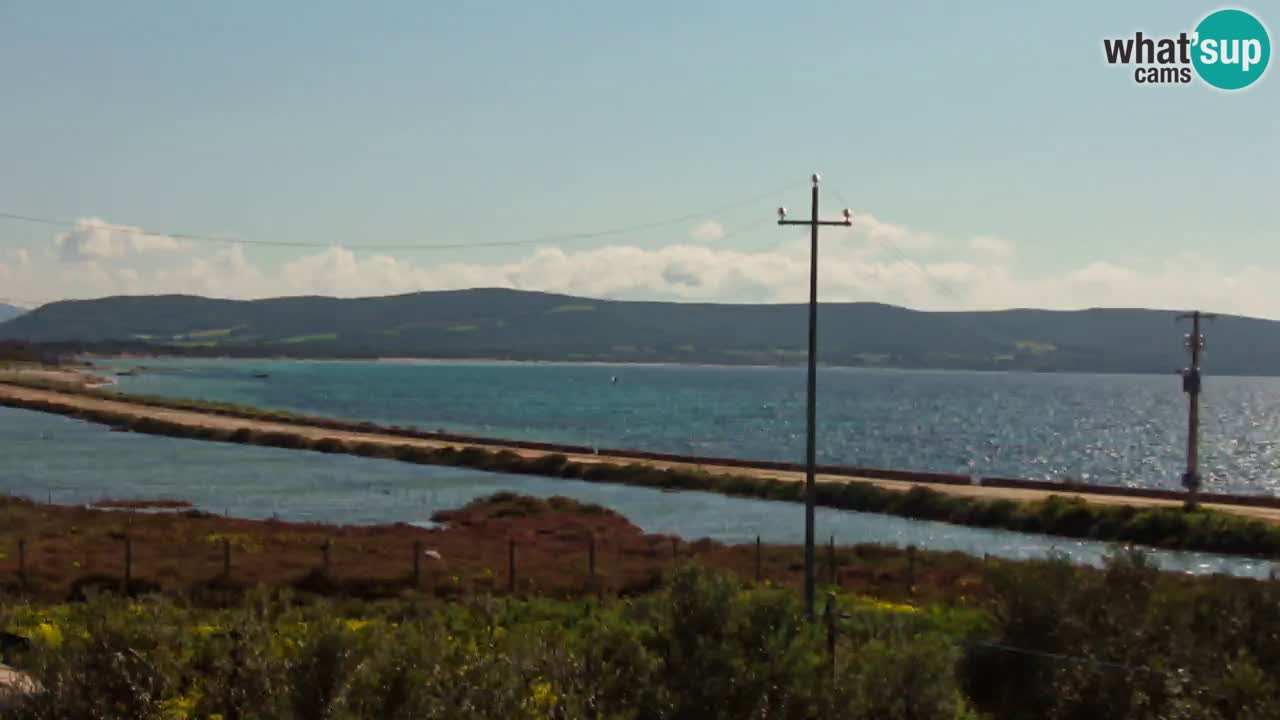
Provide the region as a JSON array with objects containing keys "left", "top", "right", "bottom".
[
  {"left": 1177, "top": 310, "right": 1216, "bottom": 510},
  {"left": 778, "top": 173, "right": 851, "bottom": 620}
]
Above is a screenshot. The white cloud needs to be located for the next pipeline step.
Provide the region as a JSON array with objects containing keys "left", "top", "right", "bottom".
[
  {"left": 53, "top": 217, "right": 188, "bottom": 263},
  {"left": 848, "top": 212, "right": 936, "bottom": 251},
  {"left": 688, "top": 220, "right": 725, "bottom": 242},
  {"left": 13, "top": 214, "right": 1280, "bottom": 320},
  {"left": 970, "top": 235, "right": 1015, "bottom": 261}
]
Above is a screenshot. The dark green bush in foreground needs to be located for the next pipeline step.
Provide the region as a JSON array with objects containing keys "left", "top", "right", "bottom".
[
  {"left": 0, "top": 566, "right": 979, "bottom": 720},
  {"left": 8, "top": 556, "right": 1280, "bottom": 719},
  {"left": 963, "top": 549, "right": 1280, "bottom": 719}
]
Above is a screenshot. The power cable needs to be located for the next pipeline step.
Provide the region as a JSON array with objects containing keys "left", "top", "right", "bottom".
[{"left": 0, "top": 180, "right": 799, "bottom": 253}]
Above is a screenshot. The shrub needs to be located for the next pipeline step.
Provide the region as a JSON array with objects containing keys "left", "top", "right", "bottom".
[
  {"left": 311, "top": 437, "right": 348, "bottom": 454},
  {"left": 0, "top": 566, "right": 981, "bottom": 720},
  {"left": 253, "top": 432, "right": 309, "bottom": 450},
  {"left": 228, "top": 427, "right": 256, "bottom": 443}
]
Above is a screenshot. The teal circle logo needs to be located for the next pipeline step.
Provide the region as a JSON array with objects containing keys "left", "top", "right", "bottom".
[{"left": 1192, "top": 9, "right": 1271, "bottom": 90}]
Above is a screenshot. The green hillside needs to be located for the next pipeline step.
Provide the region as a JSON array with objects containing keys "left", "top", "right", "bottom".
[{"left": 0, "top": 288, "right": 1272, "bottom": 374}]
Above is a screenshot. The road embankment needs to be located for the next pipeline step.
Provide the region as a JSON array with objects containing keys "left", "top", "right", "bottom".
[{"left": 3, "top": 378, "right": 1280, "bottom": 558}]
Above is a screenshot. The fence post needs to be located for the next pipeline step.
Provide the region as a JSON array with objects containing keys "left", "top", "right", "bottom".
[
  {"left": 508, "top": 538, "right": 517, "bottom": 594},
  {"left": 124, "top": 535, "right": 133, "bottom": 592},
  {"left": 17, "top": 538, "right": 25, "bottom": 588},
  {"left": 588, "top": 534, "right": 596, "bottom": 584},
  {"left": 828, "top": 535, "right": 836, "bottom": 586},
  {"left": 824, "top": 592, "right": 837, "bottom": 681},
  {"left": 671, "top": 537, "right": 678, "bottom": 561},
  {"left": 754, "top": 535, "right": 762, "bottom": 583},
  {"left": 321, "top": 540, "right": 331, "bottom": 578},
  {"left": 413, "top": 541, "right": 422, "bottom": 587},
  {"left": 223, "top": 539, "right": 231, "bottom": 579},
  {"left": 906, "top": 545, "right": 917, "bottom": 595}
]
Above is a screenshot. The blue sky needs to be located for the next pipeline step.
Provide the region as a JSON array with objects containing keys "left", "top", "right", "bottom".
[{"left": 0, "top": 1, "right": 1276, "bottom": 314}]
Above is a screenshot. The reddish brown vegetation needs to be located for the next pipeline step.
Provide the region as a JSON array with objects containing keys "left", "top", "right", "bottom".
[
  {"left": 90, "top": 499, "right": 193, "bottom": 510},
  {"left": 0, "top": 492, "right": 989, "bottom": 605}
]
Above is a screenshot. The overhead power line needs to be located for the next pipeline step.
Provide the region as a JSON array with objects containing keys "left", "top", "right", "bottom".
[{"left": 0, "top": 181, "right": 799, "bottom": 253}]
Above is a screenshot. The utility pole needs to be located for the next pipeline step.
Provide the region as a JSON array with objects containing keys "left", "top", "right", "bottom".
[
  {"left": 1177, "top": 310, "right": 1216, "bottom": 510},
  {"left": 777, "top": 174, "right": 851, "bottom": 620}
]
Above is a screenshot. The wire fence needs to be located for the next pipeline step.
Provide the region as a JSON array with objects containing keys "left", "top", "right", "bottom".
[
  {"left": 0, "top": 521, "right": 1220, "bottom": 686},
  {"left": 1, "top": 520, "right": 946, "bottom": 602}
]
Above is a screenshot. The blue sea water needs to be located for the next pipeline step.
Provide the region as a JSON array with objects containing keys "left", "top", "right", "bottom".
[
  {"left": 100, "top": 358, "right": 1280, "bottom": 495},
  {"left": 0, "top": 406, "right": 1273, "bottom": 578}
]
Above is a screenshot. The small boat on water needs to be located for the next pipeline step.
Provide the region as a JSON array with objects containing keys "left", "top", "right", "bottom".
[{"left": 252, "top": 372, "right": 270, "bottom": 379}]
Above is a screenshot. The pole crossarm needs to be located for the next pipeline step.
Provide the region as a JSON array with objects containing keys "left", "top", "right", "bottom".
[{"left": 774, "top": 173, "right": 851, "bottom": 621}]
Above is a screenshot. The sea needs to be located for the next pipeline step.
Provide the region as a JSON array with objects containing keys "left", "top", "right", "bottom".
[
  {"left": 100, "top": 358, "right": 1280, "bottom": 494},
  {"left": 0, "top": 358, "right": 1276, "bottom": 577}
]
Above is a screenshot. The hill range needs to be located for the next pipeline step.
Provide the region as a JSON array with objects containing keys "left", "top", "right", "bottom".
[
  {"left": 0, "top": 303, "right": 25, "bottom": 323},
  {"left": 0, "top": 288, "right": 1272, "bottom": 375}
]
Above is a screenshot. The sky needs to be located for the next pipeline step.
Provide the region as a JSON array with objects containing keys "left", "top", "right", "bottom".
[{"left": 0, "top": 1, "right": 1276, "bottom": 315}]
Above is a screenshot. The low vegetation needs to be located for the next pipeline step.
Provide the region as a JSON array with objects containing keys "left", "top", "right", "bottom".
[
  {"left": 0, "top": 566, "right": 984, "bottom": 719},
  {"left": 4, "top": 550, "right": 1280, "bottom": 719},
  {"left": 0, "top": 493, "right": 985, "bottom": 605},
  {"left": 89, "top": 499, "right": 194, "bottom": 510}
]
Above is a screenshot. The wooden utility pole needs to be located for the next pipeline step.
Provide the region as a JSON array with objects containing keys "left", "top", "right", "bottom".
[
  {"left": 1177, "top": 310, "right": 1216, "bottom": 509},
  {"left": 777, "top": 174, "right": 852, "bottom": 620}
]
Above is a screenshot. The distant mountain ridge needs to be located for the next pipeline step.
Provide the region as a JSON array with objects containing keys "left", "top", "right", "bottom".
[
  {"left": 0, "top": 288, "right": 1274, "bottom": 375},
  {"left": 0, "top": 303, "right": 25, "bottom": 323}
]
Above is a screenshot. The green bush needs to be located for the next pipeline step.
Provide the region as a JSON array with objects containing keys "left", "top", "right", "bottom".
[
  {"left": 962, "top": 549, "right": 1280, "bottom": 719},
  {"left": 311, "top": 437, "right": 349, "bottom": 454},
  {"left": 0, "top": 566, "right": 979, "bottom": 720}
]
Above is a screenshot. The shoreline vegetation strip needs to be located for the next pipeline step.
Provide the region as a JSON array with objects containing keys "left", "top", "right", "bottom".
[{"left": 3, "top": 377, "right": 1280, "bottom": 559}]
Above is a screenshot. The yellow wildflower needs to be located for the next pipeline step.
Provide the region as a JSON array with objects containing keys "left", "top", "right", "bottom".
[
  {"left": 159, "top": 694, "right": 198, "bottom": 720},
  {"left": 524, "top": 679, "right": 557, "bottom": 717},
  {"left": 860, "top": 597, "right": 920, "bottom": 614},
  {"left": 27, "top": 622, "right": 63, "bottom": 648},
  {"left": 344, "top": 619, "right": 370, "bottom": 633}
]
